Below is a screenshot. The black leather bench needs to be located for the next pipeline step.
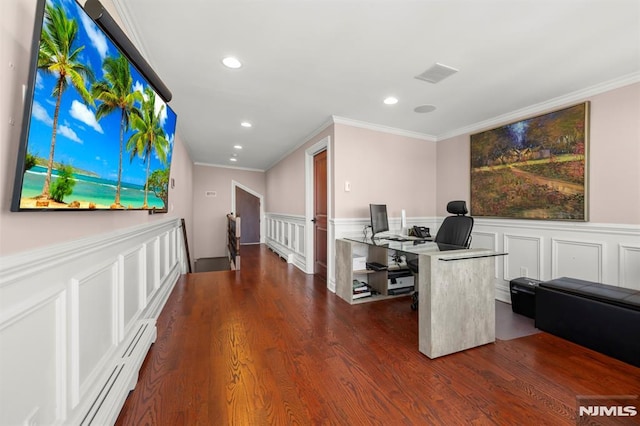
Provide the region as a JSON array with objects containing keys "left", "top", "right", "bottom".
[{"left": 535, "top": 277, "right": 640, "bottom": 368}]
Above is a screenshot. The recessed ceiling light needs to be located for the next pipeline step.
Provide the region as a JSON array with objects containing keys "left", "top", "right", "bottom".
[
  {"left": 383, "top": 97, "right": 398, "bottom": 105},
  {"left": 240, "top": 121, "right": 252, "bottom": 128},
  {"left": 414, "top": 104, "right": 437, "bottom": 113},
  {"left": 222, "top": 56, "right": 242, "bottom": 69},
  {"left": 234, "top": 145, "right": 243, "bottom": 149},
  {"left": 230, "top": 158, "right": 238, "bottom": 162}
]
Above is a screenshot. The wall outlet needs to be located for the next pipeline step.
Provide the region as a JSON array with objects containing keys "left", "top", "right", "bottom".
[{"left": 519, "top": 266, "right": 529, "bottom": 277}]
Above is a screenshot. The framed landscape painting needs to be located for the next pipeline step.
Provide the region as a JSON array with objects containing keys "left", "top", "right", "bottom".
[{"left": 470, "top": 102, "right": 589, "bottom": 220}]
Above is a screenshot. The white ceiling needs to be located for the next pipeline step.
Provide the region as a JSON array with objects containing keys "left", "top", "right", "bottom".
[{"left": 111, "top": 0, "right": 640, "bottom": 171}]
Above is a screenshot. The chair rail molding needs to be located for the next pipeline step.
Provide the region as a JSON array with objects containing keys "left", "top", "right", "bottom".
[{"left": 0, "top": 218, "right": 186, "bottom": 426}]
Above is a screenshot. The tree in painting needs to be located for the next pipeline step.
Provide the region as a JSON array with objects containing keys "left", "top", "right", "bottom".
[{"left": 37, "top": 3, "right": 94, "bottom": 200}]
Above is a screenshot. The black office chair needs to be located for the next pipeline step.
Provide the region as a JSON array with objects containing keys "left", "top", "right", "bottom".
[{"left": 409, "top": 200, "right": 474, "bottom": 310}]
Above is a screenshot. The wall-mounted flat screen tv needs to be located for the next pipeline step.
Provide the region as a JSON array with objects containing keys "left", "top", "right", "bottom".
[{"left": 11, "top": 0, "right": 177, "bottom": 212}]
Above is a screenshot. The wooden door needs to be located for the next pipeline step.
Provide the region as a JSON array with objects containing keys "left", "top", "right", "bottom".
[
  {"left": 313, "top": 150, "right": 328, "bottom": 279},
  {"left": 235, "top": 186, "right": 260, "bottom": 244}
]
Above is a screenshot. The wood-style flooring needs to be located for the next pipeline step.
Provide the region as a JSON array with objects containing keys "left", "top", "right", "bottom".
[{"left": 115, "top": 245, "right": 640, "bottom": 425}]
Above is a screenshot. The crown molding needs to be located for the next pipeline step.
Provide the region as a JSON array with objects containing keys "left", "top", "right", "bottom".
[
  {"left": 331, "top": 116, "right": 437, "bottom": 141},
  {"left": 437, "top": 72, "right": 640, "bottom": 141},
  {"left": 109, "top": 0, "right": 147, "bottom": 56},
  {"left": 264, "top": 117, "right": 335, "bottom": 171},
  {"left": 264, "top": 114, "right": 438, "bottom": 171},
  {"left": 194, "top": 162, "right": 265, "bottom": 173}
]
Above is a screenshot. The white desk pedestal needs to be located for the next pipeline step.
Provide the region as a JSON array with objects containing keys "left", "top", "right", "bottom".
[{"left": 418, "top": 249, "right": 495, "bottom": 358}]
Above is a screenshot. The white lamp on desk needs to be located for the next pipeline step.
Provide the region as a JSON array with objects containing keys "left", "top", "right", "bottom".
[{"left": 401, "top": 209, "right": 407, "bottom": 235}]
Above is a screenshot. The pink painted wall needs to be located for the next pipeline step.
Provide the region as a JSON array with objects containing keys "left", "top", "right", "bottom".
[
  {"left": 265, "top": 122, "right": 436, "bottom": 222},
  {"left": 436, "top": 83, "right": 640, "bottom": 223},
  {"left": 192, "top": 165, "right": 266, "bottom": 258},
  {"left": 333, "top": 124, "right": 437, "bottom": 220},
  {"left": 0, "top": 0, "right": 194, "bottom": 256},
  {"left": 435, "top": 133, "right": 469, "bottom": 214},
  {"left": 589, "top": 83, "right": 640, "bottom": 223},
  {"left": 265, "top": 126, "right": 334, "bottom": 215}
]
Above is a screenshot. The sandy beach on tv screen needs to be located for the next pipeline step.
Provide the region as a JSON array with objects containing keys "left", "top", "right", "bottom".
[{"left": 20, "top": 198, "right": 112, "bottom": 210}]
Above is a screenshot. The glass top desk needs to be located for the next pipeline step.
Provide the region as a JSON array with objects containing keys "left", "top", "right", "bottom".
[
  {"left": 344, "top": 235, "right": 505, "bottom": 261},
  {"left": 336, "top": 236, "right": 505, "bottom": 359},
  {"left": 344, "top": 236, "right": 465, "bottom": 255}
]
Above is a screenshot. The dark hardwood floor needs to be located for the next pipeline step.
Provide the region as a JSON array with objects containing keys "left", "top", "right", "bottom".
[{"left": 115, "top": 245, "right": 640, "bottom": 425}]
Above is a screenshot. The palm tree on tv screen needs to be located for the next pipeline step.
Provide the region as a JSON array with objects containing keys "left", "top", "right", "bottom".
[
  {"left": 37, "top": 3, "right": 94, "bottom": 200},
  {"left": 127, "top": 87, "right": 169, "bottom": 208},
  {"left": 91, "top": 54, "right": 141, "bottom": 208}
]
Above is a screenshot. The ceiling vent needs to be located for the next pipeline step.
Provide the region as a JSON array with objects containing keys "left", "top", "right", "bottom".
[{"left": 415, "top": 63, "right": 459, "bottom": 84}]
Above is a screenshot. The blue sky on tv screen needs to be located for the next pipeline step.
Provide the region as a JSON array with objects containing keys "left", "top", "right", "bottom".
[{"left": 26, "top": 0, "right": 177, "bottom": 187}]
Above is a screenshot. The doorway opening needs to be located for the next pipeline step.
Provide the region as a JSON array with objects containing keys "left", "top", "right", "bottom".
[{"left": 231, "top": 181, "right": 264, "bottom": 244}]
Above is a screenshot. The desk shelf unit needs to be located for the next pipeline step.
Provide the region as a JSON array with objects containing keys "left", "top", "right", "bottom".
[
  {"left": 337, "top": 237, "right": 502, "bottom": 359},
  {"left": 336, "top": 238, "right": 413, "bottom": 304}
]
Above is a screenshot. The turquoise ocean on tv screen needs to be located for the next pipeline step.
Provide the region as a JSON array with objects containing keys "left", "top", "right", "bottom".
[{"left": 21, "top": 165, "right": 164, "bottom": 209}]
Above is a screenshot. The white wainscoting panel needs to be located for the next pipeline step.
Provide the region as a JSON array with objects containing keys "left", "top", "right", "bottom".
[
  {"left": 145, "top": 238, "right": 159, "bottom": 297},
  {"left": 472, "top": 231, "right": 497, "bottom": 252},
  {"left": 170, "top": 228, "right": 177, "bottom": 267},
  {"left": 73, "top": 262, "right": 119, "bottom": 406},
  {"left": 327, "top": 220, "right": 336, "bottom": 292},
  {"left": 121, "top": 247, "right": 144, "bottom": 335},
  {"left": 0, "top": 218, "right": 185, "bottom": 426},
  {"left": 0, "top": 292, "right": 65, "bottom": 425},
  {"left": 619, "top": 244, "right": 640, "bottom": 291},
  {"left": 161, "top": 235, "right": 169, "bottom": 287},
  {"left": 503, "top": 234, "right": 543, "bottom": 281},
  {"left": 472, "top": 231, "right": 500, "bottom": 279},
  {"left": 552, "top": 238, "right": 604, "bottom": 282},
  {"left": 265, "top": 213, "right": 307, "bottom": 271}
]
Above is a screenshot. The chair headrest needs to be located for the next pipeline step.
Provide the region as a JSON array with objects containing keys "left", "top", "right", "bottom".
[{"left": 446, "top": 200, "right": 468, "bottom": 216}]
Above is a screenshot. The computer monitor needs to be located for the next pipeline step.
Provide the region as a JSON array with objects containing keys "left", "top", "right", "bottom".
[{"left": 370, "top": 204, "right": 389, "bottom": 238}]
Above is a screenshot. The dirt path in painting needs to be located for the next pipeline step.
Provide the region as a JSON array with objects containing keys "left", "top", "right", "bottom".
[{"left": 509, "top": 167, "right": 583, "bottom": 195}]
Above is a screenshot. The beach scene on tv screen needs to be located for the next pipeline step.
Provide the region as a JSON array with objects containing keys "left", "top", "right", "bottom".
[{"left": 18, "top": 0, "right": 176, "bottom": 210}]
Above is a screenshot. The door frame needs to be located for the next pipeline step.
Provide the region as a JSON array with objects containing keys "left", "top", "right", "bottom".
[
  {"left": 231, "top": 180, "right": 265, "bottom": 244},
  {"left": 304, "top": 136, "right": 332, "bottom": 281}
]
